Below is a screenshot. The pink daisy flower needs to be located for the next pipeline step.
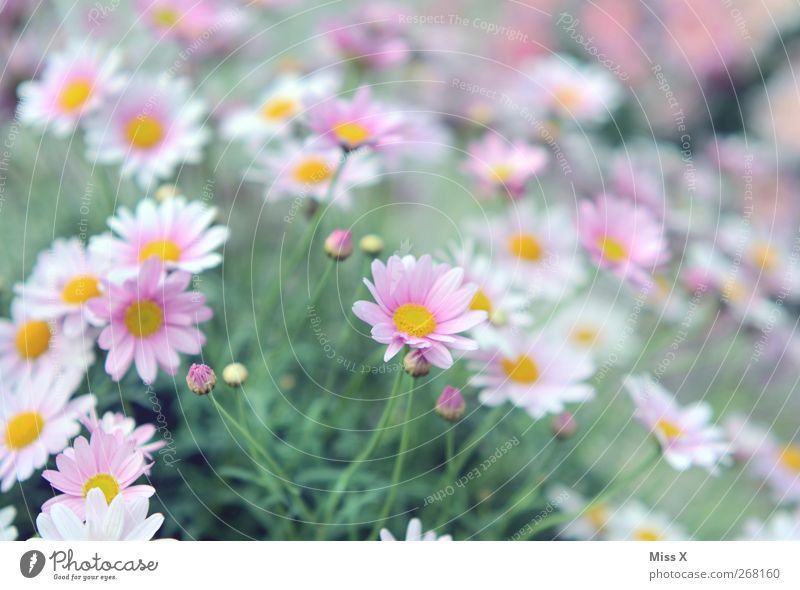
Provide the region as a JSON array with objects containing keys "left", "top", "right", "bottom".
[
  {"left": 136, "top": 0, "right": 216, "bottom": 41},
  {"left": 42, "top": 429, "right": 155, "bottom": 519},
  {"left": 352, "top": 254, "right": 487, "bottom": 369},
  {"left": 17, "top": 42, "right": 123, "bottom": 136},
  {"left": 14, "top": 237, "right": 110, "bottom": 338},
  {"left": 0, "top": 370, "right": 95, "bottom": 492},
  {"left": 625, "top": 374, "right": 729, "bottom": 473},
  {"left": 84, "top": 410, "right": 166, "bottom": 472},
  {"left": 37, "top": 487, "right": 165, "bottom": 541},
  {"left": 462, "top": 134, "right": 548, "bottom": 198},
  {"left": 84, "top": 75, "right": 209, "bottom": 187},
  {"left": 469, "top": 330, "right": 595, "bottom": 419},
  {"left": 89, "top": 197, "right": 229, "bottom": 278},
  {"left": 0, "top": 299, "right": 95, "bottom": 384},
  {"left": 308, "top": 86, "right": 405, "bottom": 152},
  {"left": 88, "top": 258, "right": 212, "bottom": 383},
  {"left": 579, "top": 194, "right": 669, "bottom": 286}
]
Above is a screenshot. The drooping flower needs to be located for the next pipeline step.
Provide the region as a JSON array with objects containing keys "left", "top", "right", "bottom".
[
  {"left": 89, "top": 197, "right": 229, "bottom": 278},
  {"left": 308, "top": 86, "right": 405, "bottom": 151},
  {"left": 0, "top": 506, "right": 17, "bottom": 541},
  {"left": 0, "top": 370, "right": 95, "bottom": 492},
  {"left": 83, "top": 410, "right": 166, "bottom": 470},
  {"left": 0, "top": 299, "right": 95, "bottom": 384},
  {"left": 37, "top": 487, "right": 165, "bottom": 541},
  {"left": 462, "top": 134, "right": 548, "bottom": 198},
  {"left": 88, "top": 258, "right": 212, "bottom": 383},
  {"left": 42, "top": 429, "right": 155, "bottom": 519},
  {"left": 17, "top": 42, "right": 123, "bottom": 135},
  {"left": 625, "top": 374, "right": 729, "bottom": 472},
  {"left": 84, "top": 75, "right": 209, "bottom": 187},
  {"left": 605, "top": 502, "right": 688, "bottom": 541},
  {"left": 352, "top": 254, "right": 487, "bottom": 369},
  {"left": 379, "top": 517, "right": 452, "bottom": 541},
  {"left": 469, "top": 330, "right": 595, "bottom": 419},
  {"left": 528, "top": 55, "right": 621, "bottom": 124},
  {"left": 14, "top": 237, "right": 110, "bottom": 338},
  {"left": 579, "top": 194, "right": 669, "bottom": 286}
]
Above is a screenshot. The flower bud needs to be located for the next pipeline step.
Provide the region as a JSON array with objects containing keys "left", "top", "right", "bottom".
[
  {"left": 324, "top": 229, "right": 353, "bottom": 260},
  {"left": 187, "top": 363, "right": 216, "bottom": 395},
  {"left": 222, "top": 362, "right": 249, "bottom": 387},
  {"left": 551, "top": 412, "right": 576, "bottom": 439},
  {"left": 436, "top": 385, "right": 465, "bottom": 422},
  {"left": 359, "top": 234, "right": 384, "bottom": 257},
  {"left": 403, "top": 349, "right": 431, "bottom": 378}
]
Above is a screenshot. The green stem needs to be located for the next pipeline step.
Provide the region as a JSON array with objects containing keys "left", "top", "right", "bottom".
[
  {"left": 370, "top": 380, "right": 415, "bottom": 539},
  {"left": 516, "top": 443, "right": 661, "bottom": 540},
  {"left": 318, "top": 364, "right": 405, "bottom": 537}
]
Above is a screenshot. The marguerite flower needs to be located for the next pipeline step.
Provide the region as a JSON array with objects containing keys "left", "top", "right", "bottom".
[
  {"left": 0, "top": 370, "right": 95, "bottom": 492},
  {"left": 88, "top": 258, "right": 212, "bottom": 383},
  {"left": 352, "top": 254, "right": 487, "bottom": 369},
  {"left": 579, "top": 194, "right": 669, "bottom": 286},
  {"left": 17, "top": 42, "right": 123, "bottom": 135},
  {"left": 0, "top": 299, "right": 95, "bottom": 384},
  {"left": 462, "top": 134, "right": 548, "bottom": 198},
  {"left": 258, "top": 140, "right": 379, "bottom": 206},
  {"left": 136, "top": 0, "right": 217, "bottom": 42},
  {"left": 625, "top": 374, "right": 729, "bottom": 472},
  {"left": 0, "top": 506, "right": 18, "bottom": 541},
  {"left": 308, "top": 86, "right": 405, "bottom": 151},
  {"left": 14, "top": 237, "right": 110, "bottom": 338},
  {"left": 548, "top": 485, "right": 611, "bottom": 540},
  {"left": 528, "top": 55, "right": 621, "bottom": 124},
  {"left": 42, "top": 429, "right": 154, "bottom": 519},
  {"left": 84, "top": 410, "right": 166, "bottom": 470},
  {"left": 37, "top": 487, "right": 165, "bottom": 541},
  {"left": 379, "top": 517, "right": 452, "bottom": 541},
  {"left": 469, "top": 330, "right": 595, "bottom": 419},
  {"left": 89, "top": 197, "right": 228, "bottom": 277},
  {"left": 605, "top": 502, "right": 687, "bottom": 541},
  {"left": 84, "top": 75, "right": 209, "bottom": 187}
]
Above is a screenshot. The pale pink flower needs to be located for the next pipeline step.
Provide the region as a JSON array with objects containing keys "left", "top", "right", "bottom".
[
  {"left": 88, "top": 258, "right": 212, "bottom": 383},
  {"left": 84, "top": 75, "right": 209, "bottom": 187},
  {"left": 352, "top": 254, "right": 487, "bottom": 369},
  {"left": 14, "top": 237, "right": 110, "bottom": 338},
  {"left": 42, "top": 429, "right": 155, "bottom": 519},
  {"left": 37, "top": 488, "right": 165, "bottom": 541},
  {"left": 89, "top": 197, "right": 229, "bottom": 278},
  {"left": 463, "top": 134, "right": 548, "bottom": 198},
  {"left": 0, "top": 370, "right": 95, "bottom": 492},
  {"left": 17, "top": 42, "right": 123, "bottom": 136},
  {"left": 579, "top": 194, "right": 669, "bottom": 286},
  {"left": 308, "top": 87, "right": 405, "bottom": 151},
  {"left": 0, "top": 299, "right": 95, "bottom": 384},
  {"left": 625, "top": 374, "right": 729, "bottom": 473},
  {"left": 83, "top": 410, "right": 166, "bottom": 471},
  {"left": 470, "top": 330, "right": 595, "bottom": 420},
  {"left": 379, "top": 517, "right": 451, "bottom": 541},
  {"left": 136, "top": 0, "right": 218, "bottom": 42}
]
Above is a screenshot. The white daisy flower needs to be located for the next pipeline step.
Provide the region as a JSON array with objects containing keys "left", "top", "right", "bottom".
[
  {"left": 606, "top": 502, "right": 688, "bottom": 541},
  {"left": 0, "top": 506, "right": 18, "bottom": 541},
  {"left": 379, "top": 517, "right": 452, "bottom": 541}
]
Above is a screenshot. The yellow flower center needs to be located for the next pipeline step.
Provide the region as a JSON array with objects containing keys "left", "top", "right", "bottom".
[
  {"left": 780, "top": 445, "right": 800, "bottom": 472},
  {"left": 393, "top": 303, "right": 436, "bottom": 338},
  {"left": 15, "top": 320, "right": 51, "bottom": 359},
  {"left": 571, "top": 326, "right": 599, "bottom": 347},
  {"left": 82, "top": 473, "right": 120, "bottom": 504},
  {"left": 153, "top": 7, "right": 181, "bottom": 27},
  {"left": 597, "top": 236, "right": 628, "bottom": 263},
  {"left": 4, "top": 411, "right": 45, "bottom": 450},
  {"left": 333, "top": 121, "right": 371, "bottom": 146},
  {"left": 751, "top": 242, "right": 779, "bottom": 271},
  {"left": 292, "top": 157, "right": 333, "bottom": 185},
  {"left": 490, "top": 163, "right": 513, "bottom": 183},
  {"left": 61, "top": 275, "right": 101, "bottom": 304},
  {"left": 634, "top": 528, "right": 662, "bottom": 541},
  {"left": 124, "top": 300, "right": 164, "bottom": 338},
  {"left": 509, "top": 233, "right": 544, "bottom": 262},
  {"left": 720, "top": 278, "right": 746, "bottom": 303},
  {"left": 139, "top": 239, "right": 182, "bottom": 263},
  {"left": 554, "top": 85, "right": 583, "bottom": 112},
  {"left": 261, "top": 97, "right": 299, "bottom": 121},
  {"left": 58, "top": 78, "right": 93, "bottom": 112},
  {"left": 501, "top": 355, "right": 540, "bottom": 384},
  {"left": 655, "top": 418, "right": 683, "bottom": 439},
  {"left": 125, "top": 115, "right": 164, "bottom": 149},
  {"left": 585, "top": 505, "right": 609, "bottom": 530},
  {"left": 470, "top": 289, "right": 493, "bottom": 314}
]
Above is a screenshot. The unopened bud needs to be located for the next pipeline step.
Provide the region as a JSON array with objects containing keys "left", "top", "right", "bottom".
[
  {"left": 324, "top": 229, "right": 353, "bottom": 260},
  {"left": 187, "top": 363, "right": 216, "bottom": 395},
  {"left": 222, "top": 362, "right": 249, "bottom": 387},
  {"left": 436, "top": 385, "right": 465, "bottom": 422},
  {"left": 403, "top": 349, "right": 431, "bottom": 378},
  {"left": 551, "top": 412, "right": 576, "bottom": 439},
  {"left": 359, "top": 234, "right": 384, "bottom": 257}
]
